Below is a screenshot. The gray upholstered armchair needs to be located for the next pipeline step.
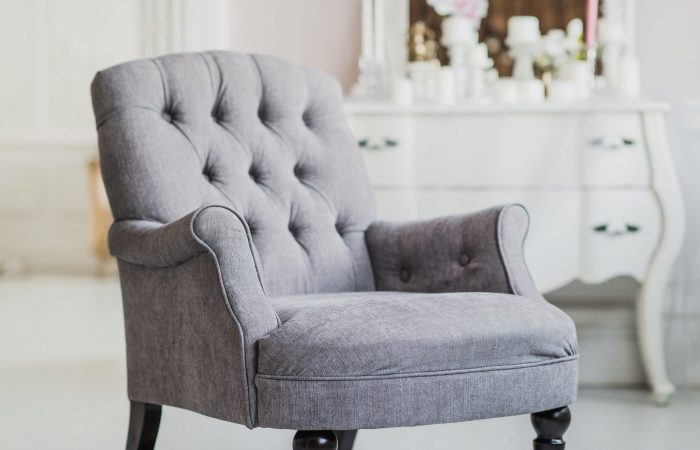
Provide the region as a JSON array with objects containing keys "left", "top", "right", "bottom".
[{"left": 91, "top": 52, "right": 578, "bottom": 450}]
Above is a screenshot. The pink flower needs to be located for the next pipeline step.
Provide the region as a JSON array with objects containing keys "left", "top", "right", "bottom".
[{"left": 428, "top": 0, "right": 489, "bottom": 26}]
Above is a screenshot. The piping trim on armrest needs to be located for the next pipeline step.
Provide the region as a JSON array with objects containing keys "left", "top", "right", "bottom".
[
  {"left": 190, "top": 205, "right": 268, "bottom": 298},
  {"left": 188, "top": 205, "right": 277, "bottom": 427},
  {"left": 496, "top": 203, "right": 531, "bottom": 297}
]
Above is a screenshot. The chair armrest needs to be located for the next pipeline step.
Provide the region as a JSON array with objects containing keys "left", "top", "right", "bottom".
[
  {"left": 111, "top": 205, "right": 279, "bottom": 427},
  {"left": 108, "top": 210, "right": 203, "bottom": 267},
  {"left": 366, "top": 204, "right": 541, "bottom": 299}
]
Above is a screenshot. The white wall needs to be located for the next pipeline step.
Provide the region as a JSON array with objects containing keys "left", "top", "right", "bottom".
[
  {"left": 0, "top": 0, "right": 141, "bottom": 273},
  {"left": 229, "top": 0, "right": 362, "bottom": 92}
]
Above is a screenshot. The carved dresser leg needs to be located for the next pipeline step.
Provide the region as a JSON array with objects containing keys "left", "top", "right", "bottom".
[
  {"left": 126, "top": 401, "right": 162, "bottom": 450},
  {"left": 293, "top": 430, "right": 338, "bottom": 450},
  {"left": 531, "top": 406, "right": 571, "bottom": 450}
]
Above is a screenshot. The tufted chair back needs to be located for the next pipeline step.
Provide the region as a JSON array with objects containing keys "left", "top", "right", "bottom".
[{"left": 92, "top": 52, "right": 377, "bottom": 296}]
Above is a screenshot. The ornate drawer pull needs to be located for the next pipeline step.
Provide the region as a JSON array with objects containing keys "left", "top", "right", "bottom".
[
  {"left": 593, "top": 222, "right": 640, "bottom": 236},
  {"left": 358, "top": 137, "right": 400, "bottom": 151},
  {"left": 589, "top": 136, "right": 636, "bottom": 150}
]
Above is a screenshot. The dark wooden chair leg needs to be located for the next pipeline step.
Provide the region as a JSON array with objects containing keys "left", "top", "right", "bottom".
[
  {"left": 293, "top": 430, "right": 338, "bottom": 450},
  {"left": 126, "top": 401, "right": 162, "bottom": 450},
  {"left": 531, "top": 406, "right": 571, "bottom": 450},
  {"left": 334, "top": 430, "right": 358, "bottom": 450}
]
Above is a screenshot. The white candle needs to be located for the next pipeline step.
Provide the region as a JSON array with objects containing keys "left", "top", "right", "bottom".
[
  {"left": 374, "top": 0, "right": 385, "bottom": 62},
  {"left": 585, "top": 0, "right": 599, "bottom": 47},
  {"left": 625, "top": 0, "right": 636, "bottom": 55},
  {"left": 361, "top": 0, "right": 373, "bottom": 59},
  {"left": 507, "top": 16, "right": 540, "bottom": 45}
]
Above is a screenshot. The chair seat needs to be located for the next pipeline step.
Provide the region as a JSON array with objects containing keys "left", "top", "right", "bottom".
[{"left": 255, "top": 291, "right": 578, "bottom": 429}]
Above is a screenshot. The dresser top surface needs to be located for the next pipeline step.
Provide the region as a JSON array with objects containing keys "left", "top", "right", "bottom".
[{"left": 345, "top": 98, "right": 670, "bottom": 115}]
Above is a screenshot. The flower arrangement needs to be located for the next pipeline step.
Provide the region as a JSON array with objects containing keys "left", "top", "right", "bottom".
[
  {"left": 536, "top": 19, "right": 584, "bottom": 75},
  {"left": 427, "top": 0, "right": 489, "bottom": 27}
]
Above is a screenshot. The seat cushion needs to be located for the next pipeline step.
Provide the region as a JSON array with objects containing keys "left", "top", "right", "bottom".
[
  {"left": 255, "top": 291, "right": 578, "bottom": 429},
  {"left": 259, "top": 291, "right": 577, "bottom": 378}
]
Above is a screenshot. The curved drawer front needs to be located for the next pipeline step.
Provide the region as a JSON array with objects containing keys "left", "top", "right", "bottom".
[
  {"left": 413, "top": 115, "right": 580, "bottom": 188},
  {"left": 581, "top": 113, "right": 650, "bottom": 187},
  {"left": 347, "top": 115, "right": 414, "bottom": 187},
  {"left": 579, "top": 189, "right": 661, "bottom": 283}
]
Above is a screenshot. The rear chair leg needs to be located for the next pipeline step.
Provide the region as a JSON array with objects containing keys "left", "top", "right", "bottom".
[
  {"left": 531, "top": 406, "right": 571, "bottom": 450},
  {"left": 126, "top": 401, "right": 162, "bottom": 450}
]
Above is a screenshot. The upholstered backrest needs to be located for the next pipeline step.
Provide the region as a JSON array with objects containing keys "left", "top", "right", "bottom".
[{"left": 92, "top": 52, "right": 376, "bottom": 295}]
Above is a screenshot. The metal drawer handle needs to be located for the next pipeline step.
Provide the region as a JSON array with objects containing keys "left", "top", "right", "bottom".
[
  {"left": 358, "top": 137, "right": 399, "bottom": 151},
  {"left": 589, "top": 136, "right": 636, "bottom": 150},
  {"left": 593, "top": 222, "right": 640, "bottom": 236}
]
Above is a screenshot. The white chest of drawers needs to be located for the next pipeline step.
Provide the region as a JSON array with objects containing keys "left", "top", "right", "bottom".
[{"left": 346, "top": 100, "right": 685, "bottom": 404}]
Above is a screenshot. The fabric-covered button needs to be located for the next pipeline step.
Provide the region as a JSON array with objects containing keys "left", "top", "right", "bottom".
[
  {"left": 202, "top": 167, "right": 213, "bottom": 182},
  {"left": 257, "top": 103, "right": 267, "bottom": 122},
  {"left": 293, "top": 163, "right": 305, "bottom": 179},
  {"left": 459, "top": 254, "right": 470, "bottom": 267},
  {"left": 302, "top": 111, "right": 313, "bottom": 127},
  {"left": 249, "top": 165, "right": 260, "bottom": 182},
  {"left": 399, "top": 269, "right": 411, "bottom": 282}
]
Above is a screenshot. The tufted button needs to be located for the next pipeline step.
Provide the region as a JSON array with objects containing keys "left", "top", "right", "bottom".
[
  {"left": 257, "top": 103, "right": 268, "bottom": 123},
  {"left": 247, "top": 220, "right": 257, "bottom": 236},
  {"left": 288, "top": 222, "right": 299, "bottom": 237},
  {"left": 399, "top": 269, "right": 411, "bottom": 283},
  {"left": 302, "top": 110, "right": 313, "bottom": 127},
  {"left": 248, "top": 165, "right": 260, "bottom": 183},
  {"left": 162, "top": 111, "right": 173, "bottom": 123},
  {"left": 293, "top": 163, "right": 305, "bottom": 179},
  {"left": 334, "top": 221, "right": 344, "bottom": 235},
  {"left": 458, "top": 254, "right": 470, "bottom": 267}
]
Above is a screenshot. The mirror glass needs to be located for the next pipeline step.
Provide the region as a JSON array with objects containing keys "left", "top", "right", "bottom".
[{"left": 410, "top": 0, "right": 586, "bottom": 75}]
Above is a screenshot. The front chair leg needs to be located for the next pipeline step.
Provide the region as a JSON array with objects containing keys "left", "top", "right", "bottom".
[
  {"left": 126, "top": 401, "right": 162, "bottom": 450},
  {"left": 293, "top": 430, "right": 338, "bottom": 450},
  {"left": 531, "top": 406, "right": 571, "bottom": 450},
  {"left": 334, "top": 430, "right": 358, "bottom": 450}
]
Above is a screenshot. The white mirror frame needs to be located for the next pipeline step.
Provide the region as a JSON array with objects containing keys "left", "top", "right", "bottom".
[{"left": 352, "top": 0, "right": 410, "bottom": 97}]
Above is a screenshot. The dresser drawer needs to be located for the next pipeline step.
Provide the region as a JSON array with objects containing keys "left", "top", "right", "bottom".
[
  {"left": 412, "top": 115, "right": 579, "bottom": 188},
  {"left": 580, "top": 113, "right": 650, "bottom": 187},
  {"left": 347, "top": 115, "right": 414, "bottom": 187},
  {"left": 579, "top": 189, "right": 660, "bottom": 283}
]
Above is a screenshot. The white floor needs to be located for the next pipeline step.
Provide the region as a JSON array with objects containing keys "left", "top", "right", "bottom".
[{"left": 1, "top": 276, "right": 699, "bottom": 449}]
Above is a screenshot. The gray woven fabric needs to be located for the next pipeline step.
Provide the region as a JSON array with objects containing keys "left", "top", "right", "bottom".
[
  {"left": 256, "top": 356, "right": 578, "bottom": 430},
  {"left": 110, "top": 205, "right": 279, "bottom": 427},
  {"left": 366, "top": 204, "right": 540, "bottom": 298},
  {"left": 92, "top": 51, "right": 578, "bottom": 431},
  {"left": 260, "top": 291, "right": 577, "bottom": 378},
  {"left": 93, "top": 51, "right": 376, "bottom": 296}
]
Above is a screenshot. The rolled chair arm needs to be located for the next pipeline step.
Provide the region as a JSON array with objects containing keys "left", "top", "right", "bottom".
[
  {"left": 110, "top": 205, "right": 279, "bottom": 426},
  {"left": 108, "top": 210, "right": 203, "bottom": 267},
  {"left": 366, "top": 204, "right": 541, "bottom": 299}
]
